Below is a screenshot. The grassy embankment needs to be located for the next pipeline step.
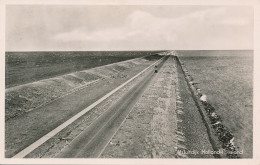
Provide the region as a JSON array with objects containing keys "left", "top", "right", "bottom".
[
  {"left": 5, "top": 52, "right": 161, "bottom": 121},
  {"left": 6, "top": 51, "right": 160, "bottom": 88}
]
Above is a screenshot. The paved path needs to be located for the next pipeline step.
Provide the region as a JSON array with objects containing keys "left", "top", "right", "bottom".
[
  {"left": 6, "top": 58, "right": 162, "bottom": 158},
  {"left": 55, "top": 56, "right": 168, "bottom": 158}
]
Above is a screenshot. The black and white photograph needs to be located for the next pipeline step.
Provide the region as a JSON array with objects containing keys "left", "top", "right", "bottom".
[{"left": 1, "top": 0, "right": 259, "bottom": 164}]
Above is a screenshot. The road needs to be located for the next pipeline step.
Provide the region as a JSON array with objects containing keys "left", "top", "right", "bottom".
[
  {"left": 7, "top": 54, "right": 219, "bottom": 158},
  {"left": 7, "top": 55, "right": 165, "bottom": 158},
  {"left": 55, "top": 56, "right": 168, "bottom": 158}
]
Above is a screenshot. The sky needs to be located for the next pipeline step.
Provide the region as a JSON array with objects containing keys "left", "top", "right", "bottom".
[{"left": 5, "top": 5, "right": 253, "bottom": 51}]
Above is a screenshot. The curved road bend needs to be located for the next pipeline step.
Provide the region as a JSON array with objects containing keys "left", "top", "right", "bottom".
[{"left": 56, "top": 56, "right": 169, "bottom": 158}]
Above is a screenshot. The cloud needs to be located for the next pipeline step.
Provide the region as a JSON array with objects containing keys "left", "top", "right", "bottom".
[
  {"left": 53, "top": 10, "right": 178, "bottom": 44},
  {"left": 6, "top": 6, "right": 253, "bottom": 51},
  {"left": 219, "top": 19, "right": 251, "bottom": 26},
  {"left": 47, "top": 6, "right": 253, "bottom": 50}
]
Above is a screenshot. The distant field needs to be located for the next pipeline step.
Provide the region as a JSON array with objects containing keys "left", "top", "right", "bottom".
[
  {"left": 178, "top": 50, "right": 253, "bottom": 158},
  {"left": 6, "top": 51, "right": 160, "bottom": 88}
]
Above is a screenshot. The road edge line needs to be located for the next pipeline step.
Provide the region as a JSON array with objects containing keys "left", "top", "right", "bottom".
[
  {"left": 12, "top": 56, "right": 164, "bottom": 158},
  {"left": 96, "top": 57, "right": 166, "bottom": 158}
]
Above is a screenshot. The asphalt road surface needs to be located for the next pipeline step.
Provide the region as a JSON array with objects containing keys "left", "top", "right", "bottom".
[
  {"left": 56, "top": 56, "right": 169, "bottom": 158},
  {"left": 6, "top": 56, "right": 163, "bottom": 158}
]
